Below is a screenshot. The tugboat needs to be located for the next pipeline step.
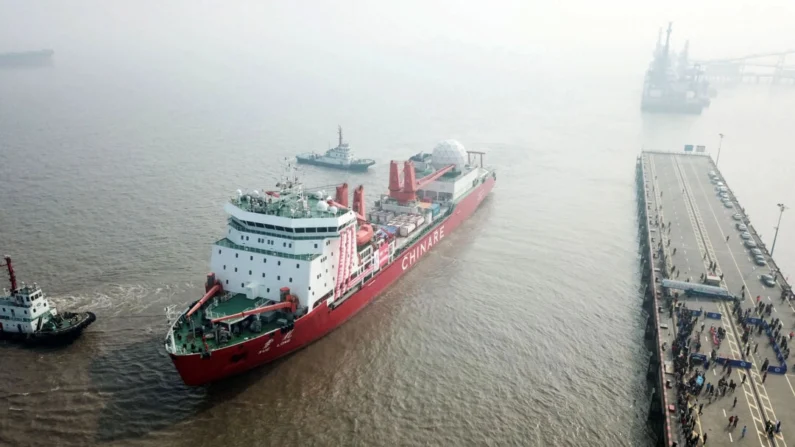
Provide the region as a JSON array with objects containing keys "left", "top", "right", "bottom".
[
  {"left": 0, "top": 256, "right": 96, "bottom": 344},
  {"left": 296, "top": 126, "right": 376, "bottom": 171}
]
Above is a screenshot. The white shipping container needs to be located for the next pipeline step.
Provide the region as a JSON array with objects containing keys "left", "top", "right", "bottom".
[{"left": 399, "top": 226, "right": 409, "bottom": 237}]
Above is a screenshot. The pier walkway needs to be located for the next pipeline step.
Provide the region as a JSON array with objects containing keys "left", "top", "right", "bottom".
[{"left": 637, "top": 151, "right": 794, "bottom": 447}]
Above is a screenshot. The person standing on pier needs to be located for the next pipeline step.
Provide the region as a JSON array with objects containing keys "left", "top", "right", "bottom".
[
  {"left": 742, "top": 425, "right": 747, "bottom": 438},
  {"left": 726, "top": 235, "right": 730, "bottom": 242}
]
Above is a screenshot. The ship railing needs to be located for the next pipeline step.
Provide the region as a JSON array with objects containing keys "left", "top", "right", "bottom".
[
  {"left": 215, "top": 238, "right": 319, "bottom": 261},
  {"left": 165, "top": 305, "right": 182, "bottom": 325}
]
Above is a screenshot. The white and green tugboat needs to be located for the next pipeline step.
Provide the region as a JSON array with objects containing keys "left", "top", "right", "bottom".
[
  {"left": 296, "top": 126, "right": 375, "bottom": 171},
  {"left": 0, "top": 256, "right": 95, "bottom": 344}
]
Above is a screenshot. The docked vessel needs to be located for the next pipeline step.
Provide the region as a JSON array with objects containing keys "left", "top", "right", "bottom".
[
  {"left": 295, "top": 127, "right": 375, "bottom": 171},
  {"left": 641, "top": 23, "right": 710, "bottom": 114},
  {"left": 164, "top": 140, "right": 496, "bottom": 386},
  {"left": 0, "top": 256, "right": 96, "bottom": 343},
  {"left": 0, "top": 49, "right": 54, "bottom": 68}
]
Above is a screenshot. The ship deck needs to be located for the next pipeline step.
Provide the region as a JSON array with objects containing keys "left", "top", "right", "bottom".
[
  {"left": 641, "top": 151, "right": 794, "bottom": 446},
  {"left": 172, "top": 293, "right": 290, "bottom": 355}
]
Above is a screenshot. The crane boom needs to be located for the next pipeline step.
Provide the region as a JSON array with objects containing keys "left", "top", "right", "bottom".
[{"left": 210, "top": 300, "right": 296, "bottom": 324}]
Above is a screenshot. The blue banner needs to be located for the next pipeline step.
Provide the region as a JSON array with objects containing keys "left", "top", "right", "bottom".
[
  {"left": 705, "top": 312, "right": 721, "bottom": 320},
  {"left": 690, "top": 353, "right": 707, "bottom": 362},
  {"left": 768, "top": 365, "right": 788, "bottom": 375},
  {"left": 717, "top": 357, "right": 752, "bottom": 369},
  {"left": 745, "top": 317, "right": 763, "bottom": 325}
]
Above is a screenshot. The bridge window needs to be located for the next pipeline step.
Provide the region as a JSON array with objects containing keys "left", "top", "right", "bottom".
[
  {"left": 277, "top": 276, "right": 280, "bottom": 280},
  {"left": 278, "top": 261, "right": 281, "bottom": 266},
  {"left": 263, "top": 258, "right": 267, "bottom": 263},
  {"left": 235, "top": 253, "right": 239, "bottom": 258},
  {"left": 249, "top": 270, "right": 252, "bottom": 275}
]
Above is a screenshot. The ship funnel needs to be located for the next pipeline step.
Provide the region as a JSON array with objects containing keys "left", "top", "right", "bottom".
[
  {"left": 335, "top": 183, "right": 349, "bottom": 207},
  {"left": 388, "top": 161, "right": 402, "bottom": 193}
]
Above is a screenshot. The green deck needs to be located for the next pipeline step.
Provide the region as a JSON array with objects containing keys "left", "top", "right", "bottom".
[
  {"left": 171, "top": 293, "right": 290, "bottom": 355},
  {"left": 232, "top": 192, "right": 344, "bottom": 219}
]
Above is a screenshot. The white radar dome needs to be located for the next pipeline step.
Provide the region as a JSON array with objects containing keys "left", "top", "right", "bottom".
[
  {"left": 328, "top": 206, "right": 338, "bottom": 215},
  {"left": 431, "top": 140, "right": 467, "bottom": 171},
  {"left": 316, "top": 201, "right": 329, "bottom": 212}
]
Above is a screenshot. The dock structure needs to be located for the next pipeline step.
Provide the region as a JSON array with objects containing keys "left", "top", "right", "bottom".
[{"left": 636, "top": 151, "right": 795, "bottom": 446}]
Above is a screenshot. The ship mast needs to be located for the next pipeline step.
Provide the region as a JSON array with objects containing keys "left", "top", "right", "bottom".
[{"left": 338, "top": 125, "right": 343, "bottom": 147}]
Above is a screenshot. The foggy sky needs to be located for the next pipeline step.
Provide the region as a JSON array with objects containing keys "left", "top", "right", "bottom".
[{"left": 1, "top": 0, "right": 794, "bottom": 78}]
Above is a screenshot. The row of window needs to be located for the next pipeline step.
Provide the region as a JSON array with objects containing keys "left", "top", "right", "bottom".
[
  {"left": 1, "top": 307, "right": 29, "bottom": 315},
  {"left": 237, "top": 218, "right": 347, "bottom": 234},
  {"left": 0, "top": 315, "right": 32, "bottom": 322}
]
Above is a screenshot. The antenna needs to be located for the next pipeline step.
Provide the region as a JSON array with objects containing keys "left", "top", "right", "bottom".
[{"left": 338, "top": 125, "right": 343, "bottom": 147}]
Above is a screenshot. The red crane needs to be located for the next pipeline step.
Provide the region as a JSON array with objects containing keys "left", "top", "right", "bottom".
[
  {"left": 210, "top": 296, "right": 296, "bottom": 324},
  {"left": 2, "top": 256, "right": 17, "bottom": 292},
  {"left": 389, "top": 160, "right": 455, "bottom": 203}
]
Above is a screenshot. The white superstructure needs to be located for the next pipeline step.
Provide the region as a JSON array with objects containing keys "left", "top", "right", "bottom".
[{"left": 0, "top": 283, "right": 56, "bottom": 334}]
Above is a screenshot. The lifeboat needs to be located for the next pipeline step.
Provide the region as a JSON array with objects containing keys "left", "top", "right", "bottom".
[{"left": 357, "top": 224, "right": 374, "bottom": 245}]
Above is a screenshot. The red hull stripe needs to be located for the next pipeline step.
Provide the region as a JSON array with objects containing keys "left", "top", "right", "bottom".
[{"left": 171, "top": 176, "right": 496, "bottom": 386}]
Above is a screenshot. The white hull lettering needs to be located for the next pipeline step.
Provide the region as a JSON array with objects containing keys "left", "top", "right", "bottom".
[
  {"left": 277, "top": 331, "right": 293, "bottom": 347},
  {"left": 401, "top": 225, "right": 445, "bottom": 271}
]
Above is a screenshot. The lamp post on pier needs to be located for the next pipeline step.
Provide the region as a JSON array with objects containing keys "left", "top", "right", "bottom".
[
  {"left": 771, "top": 203, "right": 788, "bottom": 257},
  {"left": 715, "top": 133, "right": 725, "bottom": 167}
]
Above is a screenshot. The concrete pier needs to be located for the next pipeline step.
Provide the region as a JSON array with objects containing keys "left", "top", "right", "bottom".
[{"left": 636, "top": 151, "right": 794, "bottom": 447}]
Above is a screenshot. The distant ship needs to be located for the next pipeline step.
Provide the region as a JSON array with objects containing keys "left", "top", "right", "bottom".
[
  {"left": 0, "top": 49, "right": 54, "bottom": 68},
  {"left": 164, "top": 140, "right": 496, "bottom": 386},
  {"left": 0, "top": 256, "right": 96, "bottom": 344},
  {"left": 296, "top": 127, "right": 376, "bottom": 171},
  {"left": 641, "top": 24, "right": 710, "bottom": 114}
]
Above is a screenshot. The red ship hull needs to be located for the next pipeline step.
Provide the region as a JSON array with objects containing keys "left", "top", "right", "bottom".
[{"left": 170, "top": 175, "right": 495, "bottom": 386}]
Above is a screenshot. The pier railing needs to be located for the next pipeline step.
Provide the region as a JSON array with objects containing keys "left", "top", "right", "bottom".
[{"left": 636, "top": 154, "right": 674, "bottom": 447}]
